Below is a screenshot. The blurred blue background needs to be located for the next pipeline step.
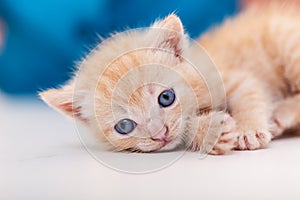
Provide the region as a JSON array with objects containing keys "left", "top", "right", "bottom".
[{"left": 0, "top": 0, "right": 238, "bottom": 95}]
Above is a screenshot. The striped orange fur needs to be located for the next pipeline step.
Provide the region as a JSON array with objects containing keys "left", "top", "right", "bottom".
[{"left": 40, "top": 2, "right": 300, "bottom": 154}]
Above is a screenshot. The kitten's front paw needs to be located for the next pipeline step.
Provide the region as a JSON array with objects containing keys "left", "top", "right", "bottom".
[
  {"left": 270, "top": 111, "right": 294, "bottom": 138},
  {"left": 270, "top": 118, "right": 285, "bottom": 138},
  {"left": 210, "top": 115, "right": 239, "bottom": 155},
  {"left": 236, "top": 130, "right": 271, "bottom": 150}
]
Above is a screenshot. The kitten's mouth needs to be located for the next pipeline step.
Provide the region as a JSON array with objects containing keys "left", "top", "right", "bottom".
[
  {"left": 161, "top": 127, "right": 172, "bottom": 148},
  {"left": 152, "top": 126, "right": 174, "bottom": 149}
]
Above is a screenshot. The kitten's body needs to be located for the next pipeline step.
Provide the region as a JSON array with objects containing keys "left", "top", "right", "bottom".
[
  {"left": 199, "top": 3, "right": 300, "bottom": 149},
  {"left": 40, "top": 3, "right": 300, "bottom": 154}
]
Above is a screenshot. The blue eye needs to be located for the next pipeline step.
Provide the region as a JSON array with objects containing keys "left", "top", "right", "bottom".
[
  {"left": 158, "top": 89, "right": 176, "bottom": 107},
  {"left": 114, "top": 119, "right": 137, "bottom": 135}
]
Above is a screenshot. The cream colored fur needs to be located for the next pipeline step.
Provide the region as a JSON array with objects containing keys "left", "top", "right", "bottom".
[{"left": 40, "top": 2, "right": 300, "bottom": 154}]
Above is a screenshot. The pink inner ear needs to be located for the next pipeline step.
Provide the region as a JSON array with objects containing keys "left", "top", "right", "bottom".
[
  {"left": 61, "top": 102, "right": 86, "bottom": 121},
  {"left": 39, "top": 88, "right": 86, "bottom": 122},
  {"left": 54, "top": 101, "right": 87, "bottom": 122},
  {"left": 153, "top": 14, "right": 185, "bottom": 60},
  {"left": 50, "top": 98, "right": 86, "bottom": 121},
  {"left": 59, "top": 102, "right": 73, "bottom": 114},
  {"left": 157, "top": 37, "right": 183, "bottom": 58},
  {"left": 59, "top": 102, "right": 80, "bottom": 117}
]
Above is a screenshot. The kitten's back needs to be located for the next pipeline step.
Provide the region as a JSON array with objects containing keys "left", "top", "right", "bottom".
[{"left": 199, "top": 2, "right": 300, "bottom": 96}]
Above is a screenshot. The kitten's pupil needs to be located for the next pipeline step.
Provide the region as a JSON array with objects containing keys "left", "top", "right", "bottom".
[{"left": 163, "top": 94, "right": 170, "bottom": 100}]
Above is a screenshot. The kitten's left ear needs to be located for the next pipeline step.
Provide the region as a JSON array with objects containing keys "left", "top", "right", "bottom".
[
  {"left": 39, "top": 84, "right": 85, "bottom": 121},
  {"left": 151, "top": 14, "right": 186, "bottom": 57}
]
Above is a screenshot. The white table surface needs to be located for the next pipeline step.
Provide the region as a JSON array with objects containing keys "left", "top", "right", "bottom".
[{"left": 1, "top": 95, "right": 300, "bottom": 200}]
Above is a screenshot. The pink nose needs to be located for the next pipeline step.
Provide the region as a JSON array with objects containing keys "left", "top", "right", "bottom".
[{"left": 151, "top": 126, "right": 168, "bottom": 141}]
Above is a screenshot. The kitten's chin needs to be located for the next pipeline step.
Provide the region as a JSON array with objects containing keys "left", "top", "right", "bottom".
[
  {"left": 150, "top": 128, "right": 185, "bottom": 152},
  {"left": 156, "top": 137, "right": 182, "bottom": 152},
  {"left": 135, "top": 137, "right": 182, "bottom": 153}
]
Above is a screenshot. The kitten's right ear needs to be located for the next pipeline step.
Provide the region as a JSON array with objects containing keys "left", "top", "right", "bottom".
[
  {"left": 156, "top": 14, "right": 184, "bottom": 34},
  {"left": 151, "top": 14, "right": 186, "bottom": 57},
  {"left": 39, "top": 85, "right": 83, "bottom": 120}
]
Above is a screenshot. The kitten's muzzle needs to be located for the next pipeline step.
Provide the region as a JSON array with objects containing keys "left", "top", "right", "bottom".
[{"left": 151, "top": 126, "right": 172, "bottom": 147}]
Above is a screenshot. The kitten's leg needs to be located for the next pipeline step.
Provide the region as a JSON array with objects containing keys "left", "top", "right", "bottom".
[
  {"left": 228, "top": 78, "right": 273, "bottom": 150},
  {"left": 271, "top": 94, "right": 300, "bottom": 137},
  {"left": 269, "top": 27, "right": 300, "bottom": 136},
  {"left": 283, "top": 36, "right": 300, "bottom": 94},
  {"left": 273, "top": 41, "right": 300, "bottom": 135},
  {"left": 188, "top": 111, "right": 238, "bottom": 155}
]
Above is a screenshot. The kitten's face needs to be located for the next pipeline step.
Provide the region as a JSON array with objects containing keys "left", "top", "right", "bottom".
[
  {"left": 99, "top": 84, "right": 184, "bottom": 152},
  {"left": 40, "top": 14, "right": 210, "bottom": 152},
  {"left": 91, "top": 43, "right": 201, "bottom": 152}
]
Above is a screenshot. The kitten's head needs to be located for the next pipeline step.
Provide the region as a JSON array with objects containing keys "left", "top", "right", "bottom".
[{"left": 40, "top": 14, "right": 210, "bottom": 152}]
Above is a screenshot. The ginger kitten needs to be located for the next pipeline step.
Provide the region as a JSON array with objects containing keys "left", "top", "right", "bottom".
[
  {"left": 40, "top": 15, "right": 236, "bottom": 155},
  {"left": 40, "top": 3, "right": 300, "bottom": 154}
]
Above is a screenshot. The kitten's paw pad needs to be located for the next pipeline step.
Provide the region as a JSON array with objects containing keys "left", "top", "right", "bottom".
[
  {"left": 236, "top": 130, "right": 271, "bottom": 150},
  {"left": 210, "top": 115, "right": 238, "bottom": 155}
]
